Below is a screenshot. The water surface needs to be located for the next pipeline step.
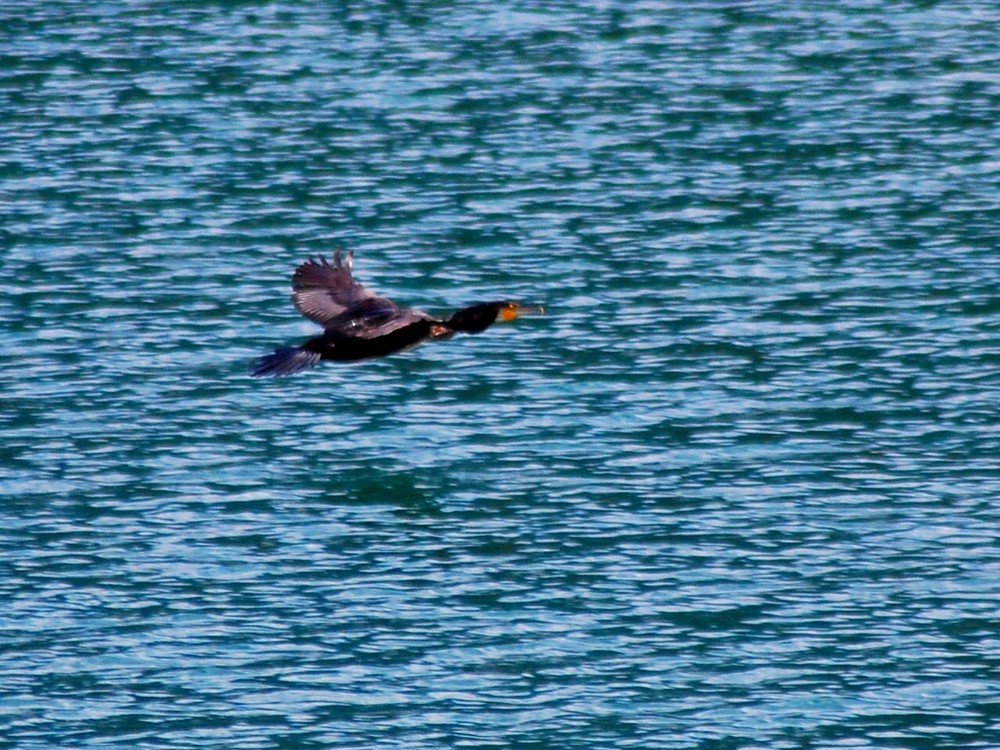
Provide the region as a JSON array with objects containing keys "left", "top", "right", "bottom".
[{"left": 2, "top": 2, "right": 1000, "bottom": 747}]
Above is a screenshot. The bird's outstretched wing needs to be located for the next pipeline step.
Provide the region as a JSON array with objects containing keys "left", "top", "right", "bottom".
[
  {"left": 292, "top": 251, "right": 438, "bottom": 338},
  {"left": 291, "top": 250, "right": 378, "bottom": 325},
  {"left": 325, "top": 297, "right": 437, "bottom": 340}
]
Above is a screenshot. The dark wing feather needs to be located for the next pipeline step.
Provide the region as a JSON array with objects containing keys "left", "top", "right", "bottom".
[
  {"left": 325, "top": 297, "right": 437, "bottom": 339},
  {"left": 291, "top": 250, "right": 378, "bottom": 325}
]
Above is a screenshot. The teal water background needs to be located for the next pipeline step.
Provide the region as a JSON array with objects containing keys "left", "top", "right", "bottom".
[{"left": 3, "top": 2, "right": 1000, "bottom": 747}]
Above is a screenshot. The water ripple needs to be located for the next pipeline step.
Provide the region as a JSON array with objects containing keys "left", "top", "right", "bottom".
[{"left": 3, "top": 1, "right": 1000, "bottom": 748}]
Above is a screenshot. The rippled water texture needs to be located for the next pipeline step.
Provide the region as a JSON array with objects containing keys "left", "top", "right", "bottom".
[{"left": 3, "top": 2, "right": 1000, "bottom": 747}]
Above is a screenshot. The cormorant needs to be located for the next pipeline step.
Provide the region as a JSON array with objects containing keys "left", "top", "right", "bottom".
[{"left": 251, "top": 251, "right": 543, "bottom": 377}]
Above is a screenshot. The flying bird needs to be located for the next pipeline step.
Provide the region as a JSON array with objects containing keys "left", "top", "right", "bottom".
[{"left": 251, "top": 250, "right": 543, "bottom": 377}]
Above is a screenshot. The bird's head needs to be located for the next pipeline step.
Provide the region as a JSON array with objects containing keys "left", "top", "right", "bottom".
[{"left": 447, "top": 301, "right": 544, "bottom": 333}]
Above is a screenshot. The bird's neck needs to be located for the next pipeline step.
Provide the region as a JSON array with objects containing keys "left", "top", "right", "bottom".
[{"left": 446, "top": 304, "right": 498, "bottom": 333}]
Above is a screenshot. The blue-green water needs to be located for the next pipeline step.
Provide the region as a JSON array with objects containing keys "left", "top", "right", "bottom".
[{"left": 3, "top": 2, "right": 1000, "bottom": 747}]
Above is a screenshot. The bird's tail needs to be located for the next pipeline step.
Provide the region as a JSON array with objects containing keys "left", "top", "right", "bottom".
[{"left": 250, "top": 346, "right": 321, "bottom": 377}]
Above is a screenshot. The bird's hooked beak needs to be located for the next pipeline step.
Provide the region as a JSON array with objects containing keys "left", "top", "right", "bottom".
[{"left": 500, "top": 303, "right": 545, "bottom": 322}]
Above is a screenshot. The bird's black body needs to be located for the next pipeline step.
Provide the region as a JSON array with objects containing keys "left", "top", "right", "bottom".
[
  {"left": 251, "top": 252, "right": 540, "bottom": 377},
  {"left": 304, "top": 318, "right": 435, "bottom": 362}
]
